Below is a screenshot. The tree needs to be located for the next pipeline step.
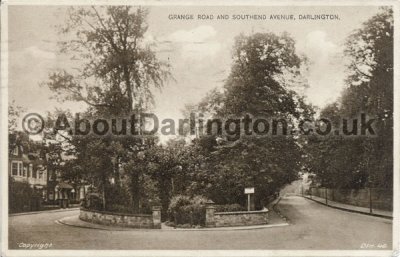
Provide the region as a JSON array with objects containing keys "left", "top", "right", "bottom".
[
  {"left": 43, "top": 6, "right": 170, "bottom": 212},
  {"left": 8, "top": 101, "right": 25, "bottom": 134},
  {"left": 179, "top": 32, "right": 314, "bottom": 208},
  {"left": 343, "top": 7, "right": 393, "bottom": 188},
  {"left": 45, "top": 6, "right": 170, "bottom": 115},
  {"left": 307, "top": 8, "right": 393, "bottom": 189},
  {"left": 304, "top": 104, "right": 368, "bottom": 189},
  {"left": 9, "top": 177, "right": 41, "bottom": 213},
  {"left": 221, "top": 32, "right": 312, "bottom": 119}
]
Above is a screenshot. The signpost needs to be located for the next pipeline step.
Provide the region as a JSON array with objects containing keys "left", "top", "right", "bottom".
[{"left": 244, "top": 187, "right": 255, "bottom": 211}]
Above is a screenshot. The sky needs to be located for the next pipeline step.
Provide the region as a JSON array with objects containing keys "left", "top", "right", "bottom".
[{"left": 8, "top": 5, "right": 382, "bottom": 128}]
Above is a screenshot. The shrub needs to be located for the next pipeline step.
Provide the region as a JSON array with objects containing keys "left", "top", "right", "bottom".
[
  {"left": 167, "top": 195, "right": 209, "bottom": 226},
  {"left": 164, "top": 220, "right": 175, "bottom": 227},
  {"left": 83, "top": 193, "right": 103, "bottom": 210},
  {"left": 106, "top": 204, "right": 134, "bottom": 214},
  {"left": 105, "top": 184, "right": 132, "bottom": 207},
  {"left": 177, "top": 223, "right": 192, "bottom": 229},
  {"left": 83, "top": 184, "right": 155, "bottom": 214},
  {"left": 9, "top": 177, "right": 41, "bottom": 213}
]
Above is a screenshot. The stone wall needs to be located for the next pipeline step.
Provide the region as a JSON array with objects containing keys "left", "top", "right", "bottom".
[
  {"left": 79, "top": 206, "right": 161, "bottom": 229},
  {"left": 205, "top": 205, "right": 269, "bottom": 227}
]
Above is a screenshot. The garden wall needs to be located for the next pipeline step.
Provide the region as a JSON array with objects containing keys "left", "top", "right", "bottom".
[
  {"left": 79, "top": 206, "right": 161, "bottom": 229},
  {"left": 205, "top": 205, "right": 269, "bottom": 227}
]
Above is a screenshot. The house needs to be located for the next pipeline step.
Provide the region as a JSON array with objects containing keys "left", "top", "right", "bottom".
[
  {"left": 46, "top": 152, "right": 91, "bottom": 206},
  {"left": 9, "top": 144, "right": 47, "bottom": 200},
  {"left": 9, "top": 132, "right": 87, "bottom": 208}
]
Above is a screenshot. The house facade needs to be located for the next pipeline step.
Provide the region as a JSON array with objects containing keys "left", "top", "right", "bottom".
[
  {"left": 47, "top": 166, "right": 80, "bottom": 205},
  {"left": 9, "top": 132, "right": 89, "bottom": 208},
  {"left": 9, "top": 144, "right": 48, "bottom": 200}
]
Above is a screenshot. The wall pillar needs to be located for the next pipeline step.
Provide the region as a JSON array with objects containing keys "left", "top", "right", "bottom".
[
  {"left": 205, "top": 201, "right": 216, "bottom": 228},
  {"left": 152, "top": 206, "right": 162, "bottom": 229}
]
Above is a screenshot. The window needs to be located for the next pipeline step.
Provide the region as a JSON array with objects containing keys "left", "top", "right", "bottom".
[
  {"left": 29, "top": 164, "right": 33, "bottom": 177},
  {"left": 18, "top": 163, "right": 22, "bottom": 176},
  {"left": 11, "top": 147, "right": 18, "bottom": 156},
  {"left": 11, "top": 162, "right": 18, "bottom": 176},
  {"left": 33, "top": 168, "right": 37, "bottom": 179},
  {"left": 12, "top": 162, "right": 23, "bottom": 176}
]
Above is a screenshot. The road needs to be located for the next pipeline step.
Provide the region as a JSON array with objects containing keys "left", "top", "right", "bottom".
[{"left": 8, "top": 196, "right": 392, "bottom": 250}]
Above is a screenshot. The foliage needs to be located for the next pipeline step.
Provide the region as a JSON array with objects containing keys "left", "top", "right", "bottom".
[
  {"left": 82, "top": 193, "right": 103, "bottom": 210},
  {"left": 45, "top": 6, "right": 170, "bottom": 114},
  {"left": 306, "top": 8, "right": 393, "bottom": 189},
  {"left": 8, "top": 101, "right": 25, "bottom": 134},
  {"left": 221, "top": 32, "right": 313, "bottom": 119},
  {"left": 9, "top": 177, "right": 41, "bottom": 213},
  {"left": 178, "top": 32, "right": 314, "bottom": 208},
  {"left": 43, "top": 6, "right": 170, "bottom": 212},
  {"left": 215, "top": 203, "right": 246, "bottom": 212},
  {"left": 167, "top": 195, "right": 209, "bottom": 226}
]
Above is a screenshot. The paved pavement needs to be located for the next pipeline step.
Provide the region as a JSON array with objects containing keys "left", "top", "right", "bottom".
[
  {"left": 8, "top": 196, "right": 392, "bottom": 250},
  {"left": 304, "top": 195, "right": 393, "bottom": 218},
  {"left": 9, "top": 207, "right": 80, "bottom": 217}
]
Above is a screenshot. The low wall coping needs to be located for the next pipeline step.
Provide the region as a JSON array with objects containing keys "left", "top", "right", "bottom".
[
  {"left": 80, "top": 208, "right": 152, "bottom": 217},
  {"left": 215, "top": 209, "right": 269, "bottom": 215}
]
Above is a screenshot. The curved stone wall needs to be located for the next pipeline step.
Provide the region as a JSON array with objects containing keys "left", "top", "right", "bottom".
[{"left": 79, "top": 208, "right": 161, "bottom": 229}]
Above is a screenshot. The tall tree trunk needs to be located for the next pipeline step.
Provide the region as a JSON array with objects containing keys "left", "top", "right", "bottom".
[{"left": 123, "top": 65, "right": 133, "bottom": 112}]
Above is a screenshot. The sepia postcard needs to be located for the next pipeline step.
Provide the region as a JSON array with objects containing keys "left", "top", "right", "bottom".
[{"left": 1, "top": 0, "right": 399, "bottom": 256}]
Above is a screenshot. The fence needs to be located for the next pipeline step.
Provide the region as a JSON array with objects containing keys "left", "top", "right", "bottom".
[{"left": 306, "top": 187, "right": 392, "bottom": 213}]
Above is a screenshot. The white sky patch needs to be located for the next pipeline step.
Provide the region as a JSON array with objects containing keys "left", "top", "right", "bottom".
[
  {"left": 166, "top": 25, "right": 222, "bottom": 61},
  {"left": 301, "top": 30, "right": 337, "bottom": 62},
  {"left": 143, "top": 33, "right": 156, "bottom": 45},
  {"left": 180, "top": 41, "right": 222, "bottom": 60},
  {"left": 9, "top": 45, "right": 86, "bottom": 115},
  {"left": 168, "top": 25, "right": 217, "bottom": 43},
  {"left": 23, "top": 45, "right": 56, "bottom": 60},
  {"left": 297, "top": 30, "right": 346, "bottom": 108}
]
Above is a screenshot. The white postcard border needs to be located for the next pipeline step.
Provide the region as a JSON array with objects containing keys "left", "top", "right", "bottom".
[{"left": 1, "top": 1, "right": 399, "bottom": 256}]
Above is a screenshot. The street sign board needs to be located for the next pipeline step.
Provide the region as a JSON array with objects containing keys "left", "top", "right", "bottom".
[{"left": 244, "top": 187, "right": 254, "bottom": 194}]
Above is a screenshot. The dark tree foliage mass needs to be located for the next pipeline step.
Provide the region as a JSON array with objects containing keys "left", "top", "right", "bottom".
[{"left": 305, "top": 8, "right": 393, "bottom": 189}]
